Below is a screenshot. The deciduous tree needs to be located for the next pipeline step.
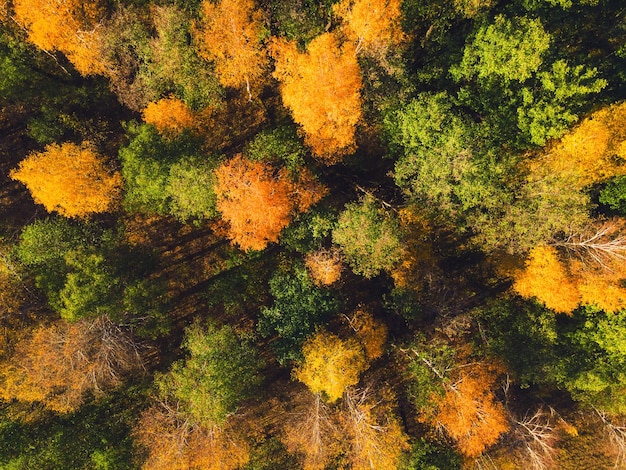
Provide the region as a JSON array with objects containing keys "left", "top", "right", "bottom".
[
  {"left": 142, "top": 97, "right": 195, "bottom": 136},
  {"left": 11, "top": 142, "right": 122, "bottom": 218},
  {"left": 195, "top": 0, "right": 267, "bottom": 93},
  {"left": 12, "top": 0, "right": 106, "bottom": 75},
  {"left": 271, "top": 33, "right": 362, "bottom": 163},
  {"left": 214, "top": 154, "right": 325, "bottom": 251},
  {"left": 333, "top": 0, "right": 405, "bottom": 55},
  {"left": 305, "top": 248, "right": 343, "bottom": 286},
  {"left": 293, "top": 330, "right": 367, "bottom": 403}
]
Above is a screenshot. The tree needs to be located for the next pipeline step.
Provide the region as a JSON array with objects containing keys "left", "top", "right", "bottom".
[
  {"left": 214, "top": 154, "right": 326, "bottom": 251},
  {"left": 344, "top": 309, "right": 387, "bottom": 360},
  {"left": 0, "top": 316, "right": 143, "bottom": 413},
  {"left": 305, "top": 248, "right": 343, "bottom": 286},
  {"left": 166, "top": 157, "right": 218, "bottom": 222},
  {"left": 258, "top": 262, "right": 339, "bottom": 364},
  {"left": 333, "top": 0, "right": 405, "bottom": 55},
  {"left": 294, "top": 331, "right": 367, "bottom": 403},
  {"left": 451, "top": 15, "right": 551, "bottom": 84},
  {"left": 12, "top": 0, "right": 106, "bottom": 75},
  {"left": 332, "top": 195, "right": 402, "bottom": 278},
  {"left": 270, "top": 32, "right": 362, "bottom": 163},
  {"left": 155, "top": 322, "right": 263, "bottom": 427},
  {"left": 142, "top": 97, "right": 195, "bottom": 136},
  {"left": 11, "top": 142, "right": 122, "bottom": 218},
  {"left": 195, "top": 0, "right": 267, "bottom": 93}
]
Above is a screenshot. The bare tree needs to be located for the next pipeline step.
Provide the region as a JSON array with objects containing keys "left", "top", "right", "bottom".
[{"left": 594, "top": 407, "right": 626, "bottom": 469}]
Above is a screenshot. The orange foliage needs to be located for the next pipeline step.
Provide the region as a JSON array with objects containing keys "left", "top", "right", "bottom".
[
  {"left": 13, "top": 0, "right": 106, "bottom": 75},
  {"left": 0, "top": 316, "right": 142, "bottom": 413},
  {"left": 534, "top": 101, "right": 626, "bottom": 189},
  {"left": 344, "top": 309, "right": 387, "bottom": 360},
  {"left": 11, "top": 142, "right": 122, "bottom": 218},
  {"left": 513, "top": 245, "right": 580, "bottom": 314},
  {"left": 270, "top": 33, "right": 363, "bottom": 163},
  {"left": 333, "top": 0, "right": 405, "bottom": 55},
  {"left": 195, "top": 0, "right": 267, "bottom": 90},
  {"left": 427, "top": 363, "right": 509, "bottom": 458},
  {"left": 143, "top": 97, "right": 195, "bottom": 136},
  {"left": 305, "top": 249, "right": 343, "bottom": 286},
  {"left": 135, "top": 404, "right": 249, "bottom": 470},
  {"left": 294, "top": 331, "right": 367, "bottom": 403},
  {"left": 214, "top": 155, "right": 325, "bottom": 251}
]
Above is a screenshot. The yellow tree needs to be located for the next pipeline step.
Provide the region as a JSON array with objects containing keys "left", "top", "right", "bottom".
[
  {"left": 142, "top": 97, "right": 195, "bottom": 136},
  {"left": 11, "top": 142, "right": 122, "bottom": 218},
  {"left": 270, "top": 33, "right": 363, "bottom": 163},
  {"left": 305, "top": 248, "right": 343, "bottom": 286},
  {"left": 214, "top": 155, "right": 325, "bottom": 251},
  {"left": 512, "top": 245, "right": 581, "bottom": 314},
  {"left": 333, "top": 0, "right": 405, "bottom": 55},
  {"left": 12, "top": 0, "right": 106, "bottom": 75},
  {"left": 194, "top": 0, "right": 267, "bottom": 93},
  {"left": 293, "top": 331, "right": 367, "bottom": 403},
  {"left": 343, "top": 308, "right": 387, "bottom": 360},
  {"left": 532, "top": 101, "right": 626, "bottom": 189}
]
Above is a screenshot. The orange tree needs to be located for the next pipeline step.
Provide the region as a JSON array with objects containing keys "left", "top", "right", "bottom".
[
  {"left": 10, "top": 142, "right": 122, "bottom": 218},
  {"left": 214, "top": 154, "right": 325, "bottom": 251},
  {"left": 270, "top": 32, "right": 362, "bottom": 163},
  {"left": 11, "top": 0, "right": 106, "bottom": 75}
]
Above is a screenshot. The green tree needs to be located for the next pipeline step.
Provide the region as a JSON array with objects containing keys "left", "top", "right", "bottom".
[
  {"left": 166, "top": 157, "right": 218, "bottom": 222},
  {"left": 332, "top": 195, "right": 402, "bottom": 278},
  {"left": 155, "top": 322, "right": 263, "bottom": 426},
  {"left": 258, "top": 262, "right": 338, "bottom": 364}
]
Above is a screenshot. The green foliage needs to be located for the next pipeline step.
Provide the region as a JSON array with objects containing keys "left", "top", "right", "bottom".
[
  {"left": 119, "top": 123, "right": 208, "bottom": 216},
  {"left": 167, "top": 157, "right": 219, "bottom": 222},
  {"left": 405, "top": 337, "right": 454, "bottom": 412},
  {"left": 517, "top": 60, "right": 606, "bottom": 145},
  {"left": 244, "top": 125, "right": 306, "bottom": 172},
  {"left": 451, "top": 15, "right": 551, "bottom": 83},
  {"left": 386, "top": 92, "right": 507, "bottom": 216},
  {"left": 280, "top": 208, "right": 337, "bottom": 253},
  {"left": 258, "top": 261, "right": 339, "bottom": 364},
  {"left": 401, "top": 438, "right": 462, "bottom": 470},
  {"left": 0, "top": 386, "right": 142, "bottom": 470},
  {"left": 243, "top": 437, "right": 300, "bottom": 470},
  {"left": 599, "top": 175, "right": 626, "bottom": 214},
  {"left": 156, "top": 322, "right": 263, "bottom": 427},
  {"left": 268, "top": 0, "right": 329, "bottom": 45},
  {"left": 332, "top": 196, "right": 402, "bottom": 278}
]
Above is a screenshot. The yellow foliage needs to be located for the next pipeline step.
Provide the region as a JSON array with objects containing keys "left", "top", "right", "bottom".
[
  {"left": 535, "top": 101, "right": 626, "bottom": 189},
  {"left": 214, "top": 155, "right": 324, "bottom": 251},
  {"left": 143, "top": 97, "right": 195, "bottom": 136},
  {"left": 270, "top": 33, "right": 363, "bottom": 163},
  {"left": 305, "top": 249, "right": 343, "bottom": 286},
  {"left": 195, "top": 0, "right": 267, "bottom": 90},
  {"left": 13, "top": 0, "right": 106, "bottom": 75},
  {"left": 135, "top": 405, "right": 249, "bottom": 470},
  {"left": 429, "top": 363, "right": 509, "bottom": 458},
  {"left": 294, "top": 331, "right": 367, "bottom": 403},
  {"left": 345, "top": 309, "right": 387, "bottom": 360},
  {"left": 10, "top": 142, "right": 122, "bottom": 218},
  {"left": 512, "top": 246, "right": 580, "bottom": 314},
  {"left": 333, "top": 0, "right": 405, "bottom": 54}
]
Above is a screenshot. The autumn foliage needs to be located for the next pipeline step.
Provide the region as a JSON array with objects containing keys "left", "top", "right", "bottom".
[
  {"left": 305, "top": 248, "right": 343, "bottom": 286},
  {"left": 294, "top": 331, "right": 367, "bottom": 403},
  {"left": 425, "top": 362, "right": 509, "bottom": 458},
  {"left": 532, "top": 101, "right": 626, "bottom": 189},
  {"left": 12, "top": 0, "right": 106, "bottom": 75},
  {"left": 214, "top": 155, "right": 326, "bottom": 251},
  {"left": 271, "top": 33, "right": 363, "bottom": 163},
  {"left": 10, "top": 142, "right": 122, "bottom": 218},
  {"left": 333, "top": 0, "right": 405, "bottom": 55},
  {"left": 195, "top": 0, "right": 267, "bottom": 91},
  {"left": 135, "top": 405, "right": 249, "bottom": 470},
  {"left": 142, "top": 97, "right": 195, "bottom": 136},
  {"left": 0, "top": 316, "right": 142, "bottom": 413}
]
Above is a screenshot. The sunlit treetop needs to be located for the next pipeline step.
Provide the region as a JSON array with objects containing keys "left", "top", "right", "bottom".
[
  {"left": 142, "top": 97, "right": 195, "bottom": 137},
  {"left": 11, "top": 142, "right": 122, "bottom": 218},
  {"left": 270, "top": 32, "right": 363, "bottom": 164},
  {"left": 12, "top": 0, "right": 107, "bottom": 75}
]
